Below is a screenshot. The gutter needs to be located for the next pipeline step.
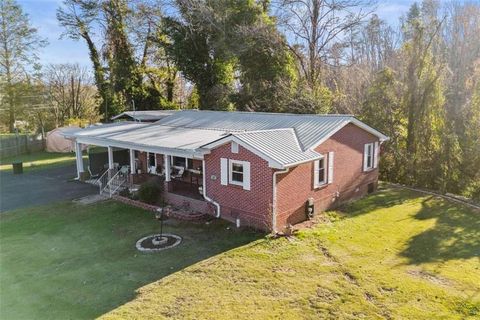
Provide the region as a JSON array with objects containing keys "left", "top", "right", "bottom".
[
  {"left": 202, "top": 160, "right": 221, "bottom": 218},
  {"left": 272, "top": 168, "right": 289, "bottom": 233}
]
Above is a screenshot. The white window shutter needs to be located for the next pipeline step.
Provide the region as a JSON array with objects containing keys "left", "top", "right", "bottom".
[
  {"left": 243, "top": 161, "right": 250, "bottom": 190},
  {"left": 328, "top": 152, "right": 334, "bottom": 184},
  {"left": 363, "top": 144, "right": 369, "bottom": 172},
  {"left": 231, "top": 142, "right": 239, "bottom": 154},
  {"left": 373, "top": 142, "right": 379, "bottom": 169},
  {"left": 220, "top": 158, "right": 228, "bottom": 185},
  {"left": 313, "top": 160, "right": 319, "bottom": 188}
]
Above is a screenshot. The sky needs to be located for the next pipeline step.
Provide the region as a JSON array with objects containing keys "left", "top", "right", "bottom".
[{"left": 19, "top": 0, "right": 417, "bottom": 69}]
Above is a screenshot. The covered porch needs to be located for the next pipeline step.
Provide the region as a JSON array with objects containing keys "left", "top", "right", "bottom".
[{"left": 65, "top": 122, "right": 224, "bottom": 204}]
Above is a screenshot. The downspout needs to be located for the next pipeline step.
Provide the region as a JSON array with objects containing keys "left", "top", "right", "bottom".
[
  {"left": 272, "top": 168, "right": 289, "bottom": 233},
  {"left": 202, "top": 160, "right": 221, "bottom": 218}
]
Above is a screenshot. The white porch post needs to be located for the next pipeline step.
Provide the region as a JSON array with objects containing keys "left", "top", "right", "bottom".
[
  {"left": 108, "top": 146, "right": 114, "bottom": 170},
  {"left": 75, "top": 141, "right": 84, "bottom": 179},
  {"left": 129, "top": 149, "right": 135, "bottom": 174},
  {"left": 164, "top": 154, "right": 171, "bottom": 182}
]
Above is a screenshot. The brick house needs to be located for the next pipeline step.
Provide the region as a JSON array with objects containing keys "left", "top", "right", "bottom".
[{"left": 67, "top": 110, "right": 388, "bottom": 232}]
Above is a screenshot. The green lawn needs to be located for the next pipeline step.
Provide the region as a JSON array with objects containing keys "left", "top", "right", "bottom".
[
  {"left": 1, "top": 187, "right": 478, "bottom": 319},
  {"left": 100, "top": 187, "right": 479, "bottom": 320},
  {"left": 0, "top": 151, "right": 83, "bottom": 172},
  {"left": 0, "top": 201, "right": 260, "bottom": 319}
]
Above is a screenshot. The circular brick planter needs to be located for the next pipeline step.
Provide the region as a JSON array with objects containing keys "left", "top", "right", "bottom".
[{"left": 136, "top": 234, "right": 182, "bottom": 252}]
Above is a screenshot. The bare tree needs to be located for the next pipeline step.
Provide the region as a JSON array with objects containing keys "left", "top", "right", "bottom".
[
  {"left": 278, "top": 0, "right": 375, "bottom": 89},
  {"left": 45, "top": 63, "right": 98, "bottom": 127}
]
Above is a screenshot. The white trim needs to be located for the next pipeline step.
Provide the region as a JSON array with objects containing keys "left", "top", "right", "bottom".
[
  {"left": 75, "top": 136, "right": 207, "bottom": 159},
  {"left": 313, "top": 157, "right": 327, "bottom": 188},
  {"left": 229, "top": 160, "right": 245, "bottom": 186},
  {"left": 243, "top": 161, "right": 250, "bottom": 191},
  {"left": 220, "top": 158, "right": 228, "bottom": 185},
  {"left": 231, "top": 141, "right": 239, "bottom": 153},
  {"left": 364, "top": 143, "right": 374, "bottom": 171},
  {"left": 129, "top": 149, "right": 135, "bottom": 173},
  {"left": 165, "top": 154, "right": 171, "bottom": 181},
  {"left": 75, "top": 142, "right": 84, "bottom": 179},
  {"left": 373, "top": 141, "right": 379, "bottom": 169},
  {"left": 107, "top": 146, "right": 114, "bottom": 169},
  {"left": 327, "top": 151, "right": 334, "bottom": 184}
]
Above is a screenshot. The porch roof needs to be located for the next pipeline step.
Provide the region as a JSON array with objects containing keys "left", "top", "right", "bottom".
[{"left": 65, "top": 122, "right": 228, "bottom": 158}]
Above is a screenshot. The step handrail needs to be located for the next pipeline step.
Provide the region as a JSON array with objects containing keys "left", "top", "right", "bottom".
[
  {"left": 107, "top": 169, "right": 128, "bottom": 197},
  {"left": 96, "top": 168, "right": 118, "bottom": 195}
]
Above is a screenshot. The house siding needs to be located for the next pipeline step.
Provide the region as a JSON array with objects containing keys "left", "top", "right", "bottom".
[
  {"left": 204, "top": 143, "right": 274, "bottom": 230},
  {"left": 275, "top": 123, "right": 379, "bottom": 230}
]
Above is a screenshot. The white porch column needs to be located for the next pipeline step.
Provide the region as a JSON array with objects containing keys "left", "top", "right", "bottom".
[
  {"left": 164, "top": 154, "right": 171, "bottom": 182},
  {"left": 108, "top": 146, "right": 114, "bottom": 169},
  {"left": 129, "top": 149, "right": 135, "bottom": 174},
  {"left": 75, "top": 142, "right": 84, "bottom": 179}
]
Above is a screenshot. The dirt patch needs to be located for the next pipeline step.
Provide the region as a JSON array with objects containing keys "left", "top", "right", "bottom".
[
  {"left": 407, "top": 269, "right": 454, "bottom": 287},
  {"left": 316, "top": 286, "right": 339, "bottom": 301},
  {"left": 343, "top": 272, "right": 359, "bottom": 286}
]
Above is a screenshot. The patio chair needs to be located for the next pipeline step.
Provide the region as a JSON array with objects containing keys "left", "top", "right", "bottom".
[
  {"left": 87, "top": 166, "right": 99, "bottom": 179},
  {"left": 171, "top": 167, "right": 185, "bottom": 179}
]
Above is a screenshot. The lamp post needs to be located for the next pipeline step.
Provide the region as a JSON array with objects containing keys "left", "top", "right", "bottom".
[{"left": 153, "top": 202, "right": 167, "bottom": 245}]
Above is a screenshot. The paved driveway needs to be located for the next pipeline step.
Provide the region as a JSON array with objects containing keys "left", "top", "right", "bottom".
[{"left": 0, "top": 164, "right": 97, "bottom": 212}]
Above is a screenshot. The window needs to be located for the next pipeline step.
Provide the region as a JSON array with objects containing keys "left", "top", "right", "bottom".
[
  {"left": 315, "top": 158, "right": 327, "bottom": 187},
  {"left": 172, "top": 156, "right": 186, "bottom": 167},
  {"left": 148, "top": 153, "right": 156, "bottom": 167},
  {"left": 221, "top": 158, "right": 250, "bottom": 190},
  {"left": 229, "top": 160, "right": 244, "bottom": 185},
  {"left": 364, "top": 143, "right": 374, "bottom": 171}
]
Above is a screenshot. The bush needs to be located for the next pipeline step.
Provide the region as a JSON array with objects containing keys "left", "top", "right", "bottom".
[{"left": 138, "top": 177, "right": 164, "bottom": 204}]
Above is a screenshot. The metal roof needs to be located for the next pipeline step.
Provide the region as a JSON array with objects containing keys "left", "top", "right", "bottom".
[
  {"left": 156, "top": 110, "right": 387, "bottom": 150},
  {"left": 66, "top": 121, "right": 227, "bottom": 158},
  {"left": 111, "top": 110, "right": 179, "bottom": 122},
  {"left": 231, "top": 129, "right": 322, "bottom": 167},
  {"left": 68, "top": 110, "right": 388, "bottom": 168}
]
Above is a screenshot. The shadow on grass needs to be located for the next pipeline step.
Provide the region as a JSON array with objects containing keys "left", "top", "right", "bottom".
[
  {"left": 338, "top": 185, "right": 420, "bottom": 217},
  {"left": 400, "top": 196, "right": 480, "bottom": 264},
  {"left": 0, "top": 201, "right": 263, "bottom": 319}
]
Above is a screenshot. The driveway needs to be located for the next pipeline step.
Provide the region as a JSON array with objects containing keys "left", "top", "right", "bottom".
[{"left": 0, "top": 164, "right": 97, "bottom": 212}]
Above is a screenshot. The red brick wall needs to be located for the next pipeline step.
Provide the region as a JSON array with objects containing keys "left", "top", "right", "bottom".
[
  {"left": 137, "top": 151, "right": 148, "bottom": 173},
  {"left": 275, "top": 123, "right": 379, "bottom": 230},
  {"left": 204, "top": 143, "right": 274, "bottom": 230}
]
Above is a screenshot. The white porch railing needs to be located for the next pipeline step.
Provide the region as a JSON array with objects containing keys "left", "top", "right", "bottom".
[
  {"left": 106, "top": 169, "right": 129, "bottom": 197},
  {"left": 96, "top": 168, "right": 119, "bottom": 195}
]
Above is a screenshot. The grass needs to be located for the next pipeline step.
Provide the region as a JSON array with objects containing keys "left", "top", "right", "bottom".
[
  {"left": 0, "top": 201, "right": 260, "bottom": 319},
  {"left": 0, "top": 151, "right": 83, "bottom": 172},
  {"left": 99, "top": 186, "right": 480, "bottom": 320},
  {"left": 1, "top": 186, "right": 478, "bottom": 319}
]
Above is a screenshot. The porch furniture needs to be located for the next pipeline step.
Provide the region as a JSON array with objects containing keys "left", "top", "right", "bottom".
[
  {"left": 87, "top": 165, "right": 99, "bottom": 179},
  {"left": 171, "top": 166, "right": 185, "bottom": 179},
  {"left": 188, "top": 169, "right": 202, "bottom": 185}
]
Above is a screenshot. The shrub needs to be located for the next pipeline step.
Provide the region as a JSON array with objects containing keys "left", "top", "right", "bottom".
[{"left": 138, "top": 177, "right": 164, "bottom": 204}]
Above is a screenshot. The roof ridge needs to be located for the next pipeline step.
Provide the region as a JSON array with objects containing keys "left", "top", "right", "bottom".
[
  {"left": 232, "top": 128, "right": 295, "bottom": 134},
  {"left": 182, "top": 110, "right": 354, "bottom": 117}
]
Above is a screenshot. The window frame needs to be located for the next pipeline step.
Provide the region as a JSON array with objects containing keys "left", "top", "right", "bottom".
[
  {"left": 365, "top": 143, "right": 374, "bottom": 170},
  {"left": 229, "top": 160, "right": 244, "bottom": 186},
  {"left": 316, "top": 157, "right": 327, "bottom": 187}
]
